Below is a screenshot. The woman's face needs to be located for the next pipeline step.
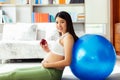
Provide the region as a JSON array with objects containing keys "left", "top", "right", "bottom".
[{"left": 55, "top": 17, "right": 67, "bottom": 34}]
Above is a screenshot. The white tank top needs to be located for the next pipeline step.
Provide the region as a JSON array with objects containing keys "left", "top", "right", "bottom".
[{"left": 51, "top": 32, "right": 68, "bottom": 56}]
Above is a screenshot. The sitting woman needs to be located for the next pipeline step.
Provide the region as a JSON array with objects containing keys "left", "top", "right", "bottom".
[{"left": 0, "top": 11, "right": 78, "bottom": 80}]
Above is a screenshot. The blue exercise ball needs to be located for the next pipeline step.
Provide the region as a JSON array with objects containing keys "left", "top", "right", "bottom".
[{"left": 70, "top": 34, "right": 116, "bottom": 80}]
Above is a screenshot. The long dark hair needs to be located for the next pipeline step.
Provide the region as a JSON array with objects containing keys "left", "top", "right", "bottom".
[{"left": 55, "top": 11, "right": 78, "bottom": 42}]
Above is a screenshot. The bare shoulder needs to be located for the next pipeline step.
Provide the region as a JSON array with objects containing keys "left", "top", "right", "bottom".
[
  {"left": 63, "top": 33, "right": 74, "bottom": 48},
  {"left": 64, "top": 33, "right": 74, "bottom": 42}
]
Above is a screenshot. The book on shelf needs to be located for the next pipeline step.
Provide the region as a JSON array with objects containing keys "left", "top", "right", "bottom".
[
  {"left": 32, "top": 12, "right": 50, "bottom": 23},
  {"left": 77, "top": 13, "right": 85, "bottom": 22},
  {"left": 35, "top": 0, "right": 53, "bottom": 4},
  {"left": 15, "top": 0, "right": 28, "bottom": 4},
  {"left": 1, "top": 10, "right": 13, "bottom": 23},
  {"left": 41, "top": 0, "right": 49, "bottom": 4},
  {"left": 35, "top": 0, "right": 39, "bottom": 4},
  {"left": 32, "top": 12, "right": 35, "bottom": 23},
  {"left": 49, "top": 15, "right": 55, "bottom": 22},
  {"left": 59, "top": 0, "right": 66, "bottom": 4},
  {"left": 34, "top": 12, "right": 39, "bottom": 23},
  {"left": 2, "top": 15, "right": 13, "bottom": 23},
  {"left": 39, "top": 13, "right": 49, "bottom": 22}
]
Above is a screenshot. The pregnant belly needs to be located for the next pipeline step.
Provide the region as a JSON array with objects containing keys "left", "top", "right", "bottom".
[{"left": 44, "top": 52, "right": 64, "bottom": 63}]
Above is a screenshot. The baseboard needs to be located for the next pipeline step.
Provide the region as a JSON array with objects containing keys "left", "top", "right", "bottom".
[{"left": 4, "top": 58, "right": 43, "bottom": 63}]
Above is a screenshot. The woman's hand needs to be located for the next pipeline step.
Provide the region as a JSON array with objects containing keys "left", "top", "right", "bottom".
[
  {"left": 40, "top": 43, "right": 50, "bottom": 52},
  {"left": 40, "top": 39, "right": 50, "bottom": 53},
  {"left": 41, "top": 60, "right": 49, "bottom": 68}
]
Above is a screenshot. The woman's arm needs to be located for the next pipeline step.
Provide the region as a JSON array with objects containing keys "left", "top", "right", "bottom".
[{"left": 42, "top": 34, "right": 74, "bottom": 68}]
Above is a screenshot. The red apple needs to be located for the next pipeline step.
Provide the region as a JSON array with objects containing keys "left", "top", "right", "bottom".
[{"left": 40, "top": 39, "right": 47, "bottom": 45}]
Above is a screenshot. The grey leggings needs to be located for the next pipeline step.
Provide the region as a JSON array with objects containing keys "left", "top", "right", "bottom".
[{"left": 0, "top": 66, "right": 63, "bottom": 80}]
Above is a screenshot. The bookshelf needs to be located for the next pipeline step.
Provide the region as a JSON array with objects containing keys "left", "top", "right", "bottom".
[
  {"left": 32, "top": 4, "right": 85, "bottom": 23},
  {"left": 0, "top": 1, "right": 85, "bottom": 23},
  {"left": 0, "top": 0, "right": 110, "bottom": 40}
]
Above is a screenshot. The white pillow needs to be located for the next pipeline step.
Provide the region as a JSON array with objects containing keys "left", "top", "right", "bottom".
[
  {"left": 36, "top": 23, "right": 59, "bottom": 41},
  {"left": 2, "top": 23, "right": 37, "bottom": 41}
]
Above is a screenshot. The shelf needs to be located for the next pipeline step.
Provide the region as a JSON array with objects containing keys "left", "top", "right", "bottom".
[
  {"left": 32, "top": 3, "right": 84, "bottom": 7},
  {"left": 73, "top": 22, "right": 85, "bottom": 24},
  {"left": 0, "top": 4, "right": 16, "bottom": 7},
  {"left": 16, "top": 4, "right": 31, "bottom": 7},
  {"left": 0, "top": 4, "right": 31, "bottom": 7}
]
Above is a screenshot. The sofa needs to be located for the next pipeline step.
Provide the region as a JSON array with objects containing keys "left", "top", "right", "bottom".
[{"left": 0, "top": 23, "right": 59, "bottom": 63}]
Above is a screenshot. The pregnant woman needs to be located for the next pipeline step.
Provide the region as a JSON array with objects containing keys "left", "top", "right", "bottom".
[{"left": 0, "top": 11, "right": 78, "bottom": 80}]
